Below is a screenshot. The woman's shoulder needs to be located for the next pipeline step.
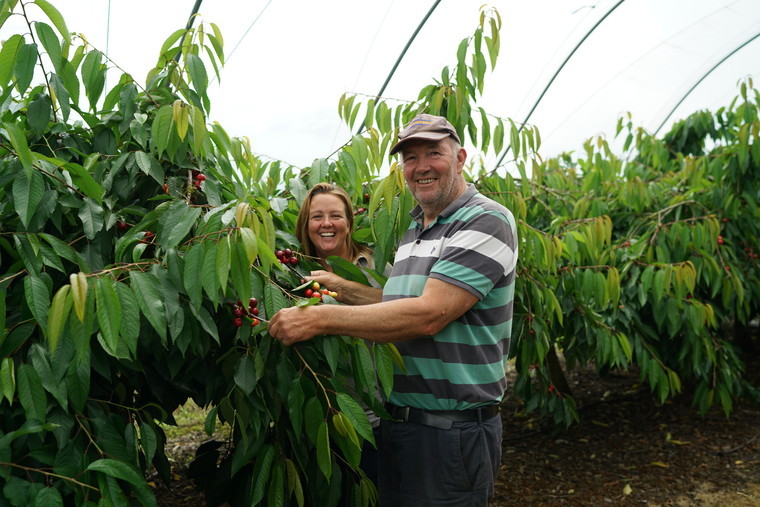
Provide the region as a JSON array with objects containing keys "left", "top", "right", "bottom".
[{"left": 355, "top": 252, "right": 374, "bottom": 270}]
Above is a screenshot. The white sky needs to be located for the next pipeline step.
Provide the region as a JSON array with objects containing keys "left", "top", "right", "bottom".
[{"left": 8, "top": 0, "right": 760, "bottom": 169}]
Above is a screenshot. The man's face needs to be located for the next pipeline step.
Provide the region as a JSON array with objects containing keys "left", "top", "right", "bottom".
[{"left": 401, "top": 138, "right": 466, "bottom": 216}]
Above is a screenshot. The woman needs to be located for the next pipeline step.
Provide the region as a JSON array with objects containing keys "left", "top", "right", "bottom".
[
  {"left": 295, "top": 182, "right": 386, "bottom": 485},
  {"left": 295, "top": 182, "right": 384, "bottom": 305}
]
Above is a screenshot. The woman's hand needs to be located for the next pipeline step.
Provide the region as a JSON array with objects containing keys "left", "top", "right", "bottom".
[
  {"left": 304, "top": 270, "right": 382, "bottom": 305},
  {"left": 304, "top": 270, "right": 346, "bottom": 295}
]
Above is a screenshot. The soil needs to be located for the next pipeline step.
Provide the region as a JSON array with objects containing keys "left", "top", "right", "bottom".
[{"left": 152, "top": 349, "right": 760, "bottom": 506}]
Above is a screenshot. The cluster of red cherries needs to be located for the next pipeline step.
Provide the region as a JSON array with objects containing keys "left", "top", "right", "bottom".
[
  {"left": 304, "top": 281, "right": 337, "bottom": 300},
  {"left": 191, "top": 169, "right": 206, "bottom": 190},
  {"left": 276, "top": 248, "right": 299, "bottom": 266},
  {"left": 230, "top": 297, "right": 260, "bottom": 327}
]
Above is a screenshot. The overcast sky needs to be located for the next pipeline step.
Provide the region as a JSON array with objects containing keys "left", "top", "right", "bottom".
[{"left": 10, "top": 0, "right": 760, "bottom": 170}]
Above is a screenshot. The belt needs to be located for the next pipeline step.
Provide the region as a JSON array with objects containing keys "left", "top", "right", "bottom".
[{"left": 385, "top": 403, "right": 500, "bottom": 430}]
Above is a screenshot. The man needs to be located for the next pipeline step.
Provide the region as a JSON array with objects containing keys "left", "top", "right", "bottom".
[{"left": 268, "top": 113, "right": 518, "bottom": 505}]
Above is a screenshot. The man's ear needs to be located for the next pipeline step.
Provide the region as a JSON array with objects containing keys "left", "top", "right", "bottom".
[{"left": 457, "top": 147, "right": 467, "bottom": 171}]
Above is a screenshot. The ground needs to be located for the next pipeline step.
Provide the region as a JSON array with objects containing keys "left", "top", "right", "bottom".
[{"left": 152, "top": 350, "right": 760, "bottom": 506}]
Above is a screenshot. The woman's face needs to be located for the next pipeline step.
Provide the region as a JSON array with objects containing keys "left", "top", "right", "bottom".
[{"left": 307, "top": 193, "right": 350, "bottom": 260}]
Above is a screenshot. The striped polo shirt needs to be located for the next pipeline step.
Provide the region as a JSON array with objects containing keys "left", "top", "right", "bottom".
[{"left": 383, "top": 184, "right": 518, "bottom": 411}]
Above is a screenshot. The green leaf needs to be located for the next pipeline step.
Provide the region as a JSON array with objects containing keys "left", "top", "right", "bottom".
[
  {"left": 24, "top": 274, "right": 50, "bottom": 330},
  {"left": 134, "top": 150, "right": 165, "bottom": 185},
  {"left": 216, "top": 235, "right": 230, "bottom": 296},
  {"left": 0, "top": 357, "right": 15, "bottom": 405},
  {"left": 233, "top": 355, "right": 258, "bottom": 395},
  {"left": 26, "top": 94, "right": 51, "bottom": 134},
  {"left": 81, "top": 50, "right": 105, "bottom": 111},
  {"left": 17, "top": 363, "right": 47, "bottom": 422},
  {"left": 172, "top": 99, "right": 189, "bottom": 141},
  {"left": 183, "top": 243, "right": 204, "bottom": 310},
  {"left": 188, "top": 302, "right": 220, "bottom": 345},
  {"left": 69, "top": 272, "right": 88, "bottom": 322},
  {"left": 284, "top": 458, "right": 304, "bottom": 507},
  {"left": 316, "top": 421, "right": 332, "bottom": 481},
  {"left": 58, "top": 160, "right": 104, "bottom": 204},
  {"left": 34, "top": 486, "right": 63, "bottom": 507},
  {"left": 95, "top": 277, "right": 122, "bottom": 357},
  {"left": 239, "top": 227, "right": 258, "bottom": 265},
  {"left": 230, "top": 242, "right": 251, "bottom": 306},
  {"left": 14, "top": 42, "right": 37, "bottom": 95},
  {"left": 152, "top": 105, "right": 174, "bottom": 156},
  {"left": 336, "top": 392, "right": 374, "bottom": 444},
  {"left": 264, "top": 281, "right": 288, "bottom": 319},
  {"left": 78, "top": 197, "right": 104, "bottom": 240},
  {"left": 5, "top": 122, "right": 34, "bottom": 177},
  {"left": 66, "top": 354, "right": 90, "bottom": 412},
  {"left": 287, "top": 377, "right": 305, "bottom": 436},
  {"left": 186, "top": 54, "right": 208, "bottom": 97},
  {"left": 157, "top": 200, "right": 201, "bottom": 249},
  {"left": 34, "top": 0, "right": 71, "bottom": 45},
  {"left": 304, "top": 397, "right": 324, "bottom": 445},
  {"left": 130, "top": 271, "right": 167, "bottom": 343},
  {"left": 0, "top": 34, "right": 23, "bottom": 87},
  {"left": 86, "top": 459, "right": 156, "bottom": 507},
  {"left": 139, "top": 422, "right": 158, "bottom": 465},
  {"left": 267, "top": 462, "right": 285, "bottom": 507},
  {"left": 46, "top": 285, "right": 72, "bottom": 354},
  {"left": 190, "top": 105, "right": 206, "bottom": 155},
  {"left": 114, "top": 282, "right": 140, "bottom": 357},
  {"left": 13, "top": 169, "right": 44, "bottom": 227},
  {"left": 201, "top": 242, "right": 220, "bottom": 301},
  {"left": 34, "top": 21, "right": 61, "bottom": 71},
  {"left": 373, "top": 344, "right": 394, "bottom": 399},
  {"left": 251, "top": 445, "right": 275, "bottom": 505}
]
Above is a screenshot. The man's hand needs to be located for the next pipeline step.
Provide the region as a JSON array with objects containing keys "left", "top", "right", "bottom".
[{"left": 267, "top": 305, "right": 320, "bottom": 346}]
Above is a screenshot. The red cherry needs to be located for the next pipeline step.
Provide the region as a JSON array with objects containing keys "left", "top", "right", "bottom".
[
  {"left": 288, "top": 256, "right": 298, "bottom": 266},
  {"left": 250, "top": 318, "right": 260, "bottom": 327},
  {"left": 233, "top": 318, "right": 243, "bottom": 327},
  {"left": 321, "top": 289, "right": 329, "bottom": 295},
  {"left": 116, "top": 221, "right": 127, "bottom": 231},
  {"left": 250, "top": 307, "right": 259, "bottom": 316},
  {"left": 304, "top": 289, "right": 313, "bottom": 297},
  {"left": 283, "top": 248, "right": 292, "bottom": 258},
  {"left": 249, "top": 298, "right": 258, "bottom": 307},
  {"left": 233, "top": 308, "right": 244, "bottom": 318},
  {"left": 196, "top": 173, "right": 206, "bottom": 181},
  {"left": 276, "top": 250, "right": 284, "bottom": 258},
  {"left": 313, "top": 292, "right": 322, "bottom": 299}
]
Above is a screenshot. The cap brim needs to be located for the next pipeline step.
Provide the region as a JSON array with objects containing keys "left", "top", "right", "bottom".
[{"left": 389, "top": 132, "right": 452, "bottom": 155}]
